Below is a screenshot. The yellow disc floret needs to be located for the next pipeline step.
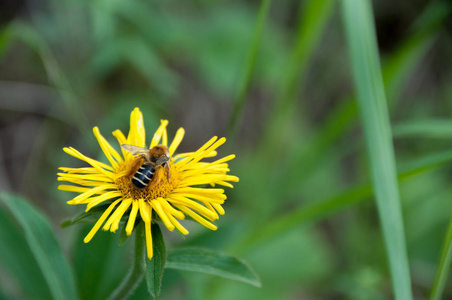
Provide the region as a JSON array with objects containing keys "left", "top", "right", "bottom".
[{"left": 115, "top": 161, "right": 179, "bottom": 201}]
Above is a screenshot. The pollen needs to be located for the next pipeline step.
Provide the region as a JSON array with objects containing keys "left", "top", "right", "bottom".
[{"left": 115, "top": 161, "right": 179, "bottom": 201}]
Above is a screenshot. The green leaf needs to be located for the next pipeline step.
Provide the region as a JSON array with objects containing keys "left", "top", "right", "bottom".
[
  {"left": 166, "top": 248, "right": 261, "bottom": 287},
  {"left": 341, "top": 0, "right": 413, "bottom": 299},
  {"left": 75, "top": 228, "right": 128, "bottom": 300},
  {"left": 0, "top": 206, "right": 52, "bottom": 299},
  {"left": 146, "top": 222, "right": 166, "bottom": 298},
  {"left": 61, "top": 203, "right": 112, "bottom": 227},
  {"left": 0, "top": 192, "right": 78, "bottom": 300}
]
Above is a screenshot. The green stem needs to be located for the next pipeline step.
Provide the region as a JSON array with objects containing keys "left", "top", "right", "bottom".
[
  {"left": 108, "top": 223, "right": 146, "bottom": 300},
  {"left": 429, "top": 218, "right": 452, "bottom": 300}
]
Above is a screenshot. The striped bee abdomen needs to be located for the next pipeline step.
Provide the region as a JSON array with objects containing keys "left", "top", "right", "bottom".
[{"left": 131, "top": 164, "right": 155, "bottom": 189}]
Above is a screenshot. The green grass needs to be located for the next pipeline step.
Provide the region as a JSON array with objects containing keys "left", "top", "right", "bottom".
[
  {"left": 429, "top": 218, "right": 452, "bottom": 300},
  {"left": 227, "top": 0, "right": 272, "bottom": 139},
  {"left": 342, "top": 0, "right": 413, "bottom": 299},
  {"left": 262, "top": 0, "right": 335, "bottom": 146}
]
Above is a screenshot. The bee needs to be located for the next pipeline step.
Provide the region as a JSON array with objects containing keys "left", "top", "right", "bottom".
[{"left": 120, "top": 144, "right": 171, "bottom": 189}]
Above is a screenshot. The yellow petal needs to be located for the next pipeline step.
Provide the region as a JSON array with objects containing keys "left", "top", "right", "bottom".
[
  {"left": 67, "top": 184, "right": 117, "bottom": 205},
  {"left": 158, "top": 198, "right": 185, "bottom": 220},
  {"left": 180, "top": 138, "right": 226, "bottom": 170},
  {"left": 126, "top": 201, "right": 139, "bottom": 236},
  {"left": 151, "top": 198, "right": 175, "bottom": 231},
  {"left": 63, "top": 147, "right": 114, "bottom": 177},
  {"left": 93, "top": 127, "right": 123, "bottom": 169},
  {"left": 173, "top": 187, "right": 225, "bottom": 195},
  {"left": 103, "top": 199, "right": 132, "bottom": 231},
  {"left": 166, "top": 213, "right": 189, "bottom": 235},
  {"left": 179, "top": 174, "right": 238, "bottom": 187},
  {"left": 176, "top": 192, "right": 226, "bottom": 204},
  {"left": 173, "top": 204, "right": 217, "bottom": 231},
  {"left": 110, "top": 199, "right": 133, "bottom": 232},
  {"left": 85, "top": 191, "right": 122, "bottom": 210},
  {"left": 167, "top": 195, "right": 218, "bottom": 220},
  {"left": 174, "top": 150, "right": 216, "bottom": 159},
  {"left": 212, "top": 203, "right": 225, "bottom": 215},
  {"left": 169, "top": 128, "right": 185, "bottom": 156},
  {"left": 58, "top": 173, "right": 113, "bottom": 185},
  {"left": 58, "top": 185, "right": 90, "bottom": 193},
  {"left": 127, "top": 107, "right": 146, "bottom": 148},
  {"left": 215, "top": 181, "right": 234, "bottom": 188},
  {"left": 162, "top": 126, "right": 168, "bottom": 146},
  {"left": 150, "top": 120, "right": 169, "bottom": 148},
  {"left": 139, "top": 198, "right": 151, "bottom": 223},
  {"left": 199, "top": 200, "right": 219, "bottom": 220},
  {"left": 113, "top": 129, "right": 132, "bottom": 160},
  {"left": 58, "top": 178, "right": 108, "bottom": 187},
  {"left": 176, "top": 136, "right": 217, "bottom": 166},
  {"left": 210, "top": 154, "right": 236, "bottom": 165},
  {"left": 58, "top": 167, "right": 98, "bottom": 174},
  {"left": 84, "top": 200, "right": 121, "bottom": 243},
  {"left": 145, "top": 220, "right": 153, "bottom": 260}
]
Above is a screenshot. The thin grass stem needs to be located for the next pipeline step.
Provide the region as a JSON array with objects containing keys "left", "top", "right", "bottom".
[
  {"left": 429, "top": 218, "right": 452, "bottom": 300},
  {"left": 227, "top": 0, "right": 272, "bottom": 141}
]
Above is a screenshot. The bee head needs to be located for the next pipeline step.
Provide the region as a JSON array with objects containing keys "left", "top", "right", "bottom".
[{"left": 151, "top": 145, "right": 170, "bottom": 165}]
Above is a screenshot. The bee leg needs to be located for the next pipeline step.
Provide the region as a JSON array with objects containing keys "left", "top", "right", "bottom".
[
  {"left": 148, "top": 168, "right": 162, "bottom": 189},
  {"left": 165, "top": 163, "right": 171, "bottom": 179},
  {"left": 125, "top": 157, "right": 144, "bottom": 177}
]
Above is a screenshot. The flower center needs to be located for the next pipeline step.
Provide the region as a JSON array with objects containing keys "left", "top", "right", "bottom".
[{"left": 115, "top": 160, "right": 179, "bottom": 201}]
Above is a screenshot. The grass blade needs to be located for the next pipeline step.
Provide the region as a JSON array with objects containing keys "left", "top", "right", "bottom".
[
  {"left": 393, "top": 119, "right": 452, "bottom": 139},
  {"left": 341, "top": 0, "right": 413, "bottom": 299},
  {"left": 9, "top": 21, "right": 92, "bottom": 143},
  {"left": 262, "top": 0, "right": 334, "bottom": 146},
  {"left": 383, "top": 0, "right": 452, "bottom": 106},
  {"left": 227, "top": 0, "right": 272, "bottom": 139},
  {"left": 429, "top": 218, "right": 452, "bottom": 300}
]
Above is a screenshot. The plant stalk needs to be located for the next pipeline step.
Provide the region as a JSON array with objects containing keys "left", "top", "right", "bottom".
[{"left": 108, "top": 223, "right": 146, "bottom": 300}]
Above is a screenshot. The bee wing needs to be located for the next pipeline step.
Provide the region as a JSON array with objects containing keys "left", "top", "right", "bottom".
[{"left": 120, "top": 144, "right": 149, "bottom": 155}]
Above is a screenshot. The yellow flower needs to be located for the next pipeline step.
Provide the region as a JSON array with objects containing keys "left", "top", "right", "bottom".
[{"left": 58, "top": 108, "right": 238, "bottom": 259}]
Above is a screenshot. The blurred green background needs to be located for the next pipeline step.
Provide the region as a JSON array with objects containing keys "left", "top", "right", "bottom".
[{"left": 1, "top": 0, "right": 452, "bottom": 299}]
